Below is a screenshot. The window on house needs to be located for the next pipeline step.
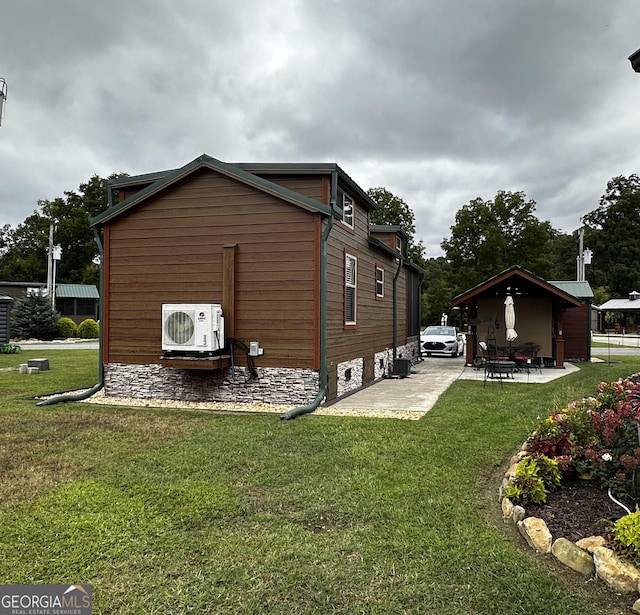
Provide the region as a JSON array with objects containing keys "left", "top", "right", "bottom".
[
  {"left": 395, "top": 235, "right": 402, "bottom": 254},
  {"left": 345, "top": 253, "right": 357, "bottom": 325},
  {"left": 342, "top": 193, "right": 354, "bottom": 228},
  {"left": 376, "top": 266, "right": 384, "bottom": 299}
]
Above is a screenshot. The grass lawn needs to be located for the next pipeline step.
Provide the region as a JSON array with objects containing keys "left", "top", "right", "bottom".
[{"left": 1, "top": 349, "right": 639, "bottom": 614}]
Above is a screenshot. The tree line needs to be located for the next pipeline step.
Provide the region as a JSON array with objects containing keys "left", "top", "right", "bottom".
[{"left": 1, "top": 173, "right": 638, "bottom": 326}]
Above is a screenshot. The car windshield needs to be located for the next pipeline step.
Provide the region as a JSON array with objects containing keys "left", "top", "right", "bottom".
[{"left": 423, "top": 326, "right": 456, "bottom": 336}]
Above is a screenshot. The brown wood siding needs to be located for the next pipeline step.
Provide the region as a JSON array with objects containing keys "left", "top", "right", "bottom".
[
  {"left": 325, "top": 197, "right": 407, "bottom": 369},
  {"left": 562, "top": 304, "right": 590, "bottom": 360},
  {"left": 370, "top": 231, "right": 396, "bottom": 252},
  {"left": 104, "top": 169, "right": 319, "bottom": 368},
  {"left": 250, "top": 174, "right": 326, "bottom": 204}
]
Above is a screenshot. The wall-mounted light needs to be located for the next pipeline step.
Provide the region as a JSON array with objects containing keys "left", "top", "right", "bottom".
[
  {"left": 630, "top": 48, "right": 640, "bottom": 73},
  {"left": 0, "top": 79, "right": 7, "bottom": 126}
]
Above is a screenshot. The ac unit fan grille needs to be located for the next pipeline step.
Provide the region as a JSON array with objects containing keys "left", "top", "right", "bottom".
[{"left": 164, "top": 310, "right": 195, "bottom": 345}]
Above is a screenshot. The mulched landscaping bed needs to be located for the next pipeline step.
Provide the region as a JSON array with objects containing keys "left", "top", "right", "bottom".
[{"left": 528, "top": 479, "right": 635, "bottom": 543}]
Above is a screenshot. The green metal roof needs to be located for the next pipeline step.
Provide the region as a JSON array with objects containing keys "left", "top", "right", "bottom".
[
  {"left": 549, "top": 281, "right": 594, "bottom": 300},
  {"left": 56, "top": 284, "right": 99, "bottom": 299}
]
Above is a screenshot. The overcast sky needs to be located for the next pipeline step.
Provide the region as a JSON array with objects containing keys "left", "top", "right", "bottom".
[{"left": 1, "top": 1, "right": 640, "bottom": 257}]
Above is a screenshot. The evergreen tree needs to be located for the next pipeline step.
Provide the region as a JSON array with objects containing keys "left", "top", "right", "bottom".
[{"left": 11, "top": 292, "right": 59, "bottom": 340}]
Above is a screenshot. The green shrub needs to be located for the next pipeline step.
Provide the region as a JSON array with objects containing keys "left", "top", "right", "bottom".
[
  {"left": 0, "top": 343, "right": 21, "bottom": 354},
  {"left": 504, "top": 455, "right": 561, "bottom": 506},
  {"left": 612, "top": 511, "right": 640, "bottom": 566},
  {"left": 77, "top": 319, "right": 99, "bottom": 339},
  {"left": 57, "top": 317, "right": 78, "bottom": 338}
]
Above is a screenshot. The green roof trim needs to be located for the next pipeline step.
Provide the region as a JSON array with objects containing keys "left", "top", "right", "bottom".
[
  {"left": 369, "top": 236, "right": 424, "bottom": 274},
  {"left": 235, "top": 163, "right": 379, "bottom": 212},
  {"left": 370, "top": 224, "right": 411, "bottom": 241},
  {"left": 92, "top": 155, "right": 333, "bottom": 226},
  {"left": 109, "top": 162, "right": 379, "bottom": 212}
]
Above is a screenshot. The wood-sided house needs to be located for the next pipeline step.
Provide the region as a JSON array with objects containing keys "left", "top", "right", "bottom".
[{"left": 90, "top": 154, "right": 423, "bottom": 413}]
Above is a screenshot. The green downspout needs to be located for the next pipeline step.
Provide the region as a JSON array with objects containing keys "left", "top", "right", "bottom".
[
  {"left": 37, "top": 227, "right": 105, "bottom": 406},
  {"left": 392, "top": 256, "right": 404, "bottom": 362},
  {"left": 418, "top": 271, "right": 425, "bottom": 360},
  {"left": 280, "top": 175, "right": 337, "bottom": 420}
]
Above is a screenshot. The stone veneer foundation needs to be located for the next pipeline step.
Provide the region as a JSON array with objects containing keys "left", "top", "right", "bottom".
[
  {"left": 336, "top": 341, "right": 421, "bottom": 398},
  {"left": 105, "top": 341, "right": 421, "bottom": 408},
  {"left": 104, "top": 363, "right": 319, "bottom": 407}
]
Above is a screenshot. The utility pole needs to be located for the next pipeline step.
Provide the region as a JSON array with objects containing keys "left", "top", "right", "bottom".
[
  {"left": 46, "top": 222, "right": 63, "bottom": 309},
  {"left": 46, "top": 222, "right": 55, "bottom": 300}
]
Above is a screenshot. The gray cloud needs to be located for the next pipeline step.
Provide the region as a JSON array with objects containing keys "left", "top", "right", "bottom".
[{"left": 1, "top": 0, "right": 639, "bottom": 257}]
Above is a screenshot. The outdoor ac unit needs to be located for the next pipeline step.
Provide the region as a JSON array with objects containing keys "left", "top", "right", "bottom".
[
  {"left": 162, "top": 304, "right": 225, "bottom": 352},
  {"left": 392, "top": 358, "right": 412, "bottom": 378}
]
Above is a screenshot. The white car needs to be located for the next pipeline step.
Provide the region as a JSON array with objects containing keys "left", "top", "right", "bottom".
[{"left": 421, "top": 326, "right": 465, "bottom": 357}]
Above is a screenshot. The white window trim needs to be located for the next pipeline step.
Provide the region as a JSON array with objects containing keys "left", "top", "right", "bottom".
[
  {"left": 345, "top": 253, "right": 357, "bottom": 325},
  {"left": 342, "top": 193, "right": 354, "bottom": 229},
  {"left": 375, "top": 266, "right": 384, "bottom": 298}
]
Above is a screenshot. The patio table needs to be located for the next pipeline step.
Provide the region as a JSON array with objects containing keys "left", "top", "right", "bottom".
[{"left": 484, "top": 359, "right": 516, "bottom": 387}]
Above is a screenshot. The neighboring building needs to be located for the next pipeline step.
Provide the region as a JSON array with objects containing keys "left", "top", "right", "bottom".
[
  {"left": 90, "top": 154, "right": 423, "bottom": 409},
  {"left": 0, "top": 291, "right": 12, "bottom": 344},
  {"left": 0, "top": 281, "right": 46, "bottom": 300},
  {"left": 0, "top": 282, "right": 99, "bottom": 324},
  {"left": 451, "top": 266, "right": 591, "bottom": 367},
  {"left": 598, "top": 291, "right": 640, "bottom": 333},
  {"left": 55, "top": 284, "right": 99, "bottom": 324}
]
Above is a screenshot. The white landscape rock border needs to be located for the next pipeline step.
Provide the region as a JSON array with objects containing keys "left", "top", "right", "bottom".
[{"left": 501, "top": 446, "right": 640, "bottom": 612}]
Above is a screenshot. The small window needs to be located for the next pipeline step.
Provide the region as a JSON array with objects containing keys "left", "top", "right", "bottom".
[
  {"left": 395, "top": 235, "right": 402, "bottom": 253},
  {"left": 375, "top": 266, "right": 384, "bottom": 299},
  {"left": 342, "top": 193, "right": 354, "bottom": 228},
  {"left": 345, "top": 253, "right": 357, "bottom": 325}
]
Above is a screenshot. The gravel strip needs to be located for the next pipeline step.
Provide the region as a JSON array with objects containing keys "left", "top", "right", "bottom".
[{"left": 48, "top": 389, "right": 426, "bottom": 420}]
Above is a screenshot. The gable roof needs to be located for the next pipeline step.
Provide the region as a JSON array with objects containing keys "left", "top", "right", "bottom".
[
  {"left": 92, "top": 154, "right": 333, "bottom": 226},
  {"left": 451, "top": 265, "right": 583, "bottom": 308},
  {"left": 107, "top": 161, "right": 379, "bottom": 213}
]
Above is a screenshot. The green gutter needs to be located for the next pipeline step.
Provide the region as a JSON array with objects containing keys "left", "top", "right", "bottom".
[
  {"left": 37, "top": 227, "right": 105, "bottom": 406},
  {"left": 280, "top": 173, "right": 337, "bottom": 420}
]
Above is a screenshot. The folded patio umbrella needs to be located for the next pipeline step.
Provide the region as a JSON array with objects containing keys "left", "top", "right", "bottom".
[{"left": 505, "top": 295, "right": 518, "bottom": 342}]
